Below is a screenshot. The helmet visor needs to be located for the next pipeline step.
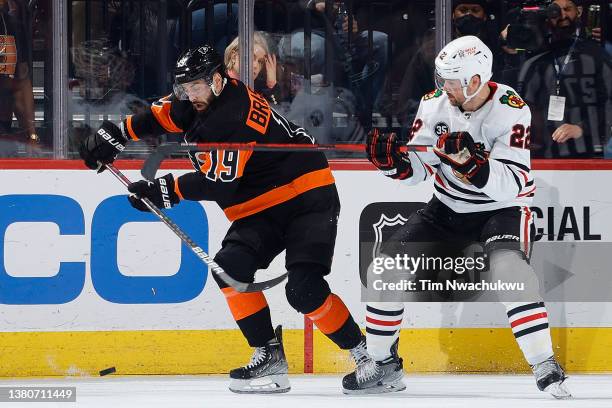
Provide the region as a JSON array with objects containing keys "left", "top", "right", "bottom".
[
  {"left": 173, "top": 78, "right": 213, "bottom": 101},
  {"left": 434, "top": 71, "right": 463, "bottom": 92}
]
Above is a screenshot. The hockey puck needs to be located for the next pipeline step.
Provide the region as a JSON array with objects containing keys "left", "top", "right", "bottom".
[{"left": 99, "top": 367, "right": 116, "bottom": 376}]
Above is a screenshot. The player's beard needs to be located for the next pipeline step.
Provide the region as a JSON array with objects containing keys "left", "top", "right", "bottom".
[
  {"left": 191, "top": 94, "right": 214, "bottom": 112},
  {"left": 447, "top": 93, "right": 462, "bottom": 107},
  {"left": 192, "top": 101, "right": 209, "bottom": 111}
]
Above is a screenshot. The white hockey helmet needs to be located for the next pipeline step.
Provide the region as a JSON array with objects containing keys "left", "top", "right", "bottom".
[{"left": 434, "top": 35, "right": 493, "bottom": 102}]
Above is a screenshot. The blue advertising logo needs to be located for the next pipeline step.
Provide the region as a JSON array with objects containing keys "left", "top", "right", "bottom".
[
  {"left": 0, "top": 195, "right": 86, "bottom": 305},
  {"left": 0, "top": 194, "right": 209, "bottom": 305}
]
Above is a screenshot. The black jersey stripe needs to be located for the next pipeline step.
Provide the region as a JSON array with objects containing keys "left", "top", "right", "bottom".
[
  {"left": 497, "top": 159, "right": 530, "bottom": 173},
  {"left": 506, "top": 302, "right": 545, "bottom": 318},
  {"left": 435, "top": 178, "right": 490, "bottom": 199},
  {"left": 366, "top": 327, "right": 399, "bottom": 336},
  {"left": 438, "top": 172, "right": 489, "bottom": 197},
  {"left": 366, "top": 305, "right": 405, "bottom": 316},
  {"left": 526, "top": 180, "right": 534, "bottom": 187},
  {"left": 514, "top": 323, "right": 549, "bottom": 339},
  {"left": 507, "top": 166, "right": 523, "bottom": 193},
  {"left": 434, "top": 184, "right": 496, "bottom": 204},
  {"left": 413, "top": 154, "right": 432, "bottom": 181}
]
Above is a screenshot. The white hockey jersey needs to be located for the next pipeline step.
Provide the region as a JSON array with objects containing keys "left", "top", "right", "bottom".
[{"left": 404, "top": 82, "right": 535, "bottom": 213}]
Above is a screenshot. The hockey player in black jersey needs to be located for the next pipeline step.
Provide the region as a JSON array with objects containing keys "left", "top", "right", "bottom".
[{"left": 79, "top": 44, "right": 375, "bottom": 394}]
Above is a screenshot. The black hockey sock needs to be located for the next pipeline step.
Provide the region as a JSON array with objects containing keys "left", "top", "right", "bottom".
[
  {"left": 323, "top": 313, "right": 363, "bottom": 350},
  {"left": 235, "top": 306, "right": 276, "bottom": 347}
]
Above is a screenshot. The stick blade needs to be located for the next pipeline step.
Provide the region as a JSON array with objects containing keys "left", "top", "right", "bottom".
[
  {"left": 141, "top": 144, "right": 179, "bottom": 181},
  {"left": 215, "top": 270, "right": 288, "bottom": 293}
]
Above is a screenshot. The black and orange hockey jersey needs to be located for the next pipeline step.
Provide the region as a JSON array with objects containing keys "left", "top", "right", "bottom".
[{"left": 124, "top": 79, "right": 334, "bottom": 221}]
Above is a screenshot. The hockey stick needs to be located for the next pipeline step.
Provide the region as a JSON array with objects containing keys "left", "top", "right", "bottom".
[
  {"left": 173, "top": 142, "right": 432, "bottom": 153},
  {"left": 103, "top": 163, "right": 288, "bottom": 293},
  {"left": 141, "top": 142, "right": 434, "bottom": 180}
]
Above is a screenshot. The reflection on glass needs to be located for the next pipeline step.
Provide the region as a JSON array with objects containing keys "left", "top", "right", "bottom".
[
  {"left": 67, "top": 0, "right": 241, "bottom": 158},
  {"left": 252, "top": 0, "right": 435, "bottom": 157},
  {"left": 15, "top": 0, "right": 606, "bottom": 161},
  {"left": 0, "top": 0, "right": 40, "bottom": 157}
]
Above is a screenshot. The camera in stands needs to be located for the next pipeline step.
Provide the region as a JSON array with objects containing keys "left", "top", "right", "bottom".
[{"left": 505, "top": 1, "right": 561, "bottom": 51}]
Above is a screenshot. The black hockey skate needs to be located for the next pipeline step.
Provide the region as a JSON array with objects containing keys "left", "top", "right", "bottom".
[
  {"left": 229, "top": 325, "right": 290, "bottom": 394},
  {"left": 342, "top": 338, "right": 406, "bottom": 394},
  {"left": 531, "top": 356, "right": 571, "bottom": 399}
]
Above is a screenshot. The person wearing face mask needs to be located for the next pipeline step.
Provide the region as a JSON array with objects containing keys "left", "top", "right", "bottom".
[
  {"left": 397, "top": 1, "right": 503, "bottom": 130},
  {"left": 453, "top": 1, "right": 489, "bottom": 37},
  {"left": 517, "top": 0, "right": 612, "bottom": 158}
]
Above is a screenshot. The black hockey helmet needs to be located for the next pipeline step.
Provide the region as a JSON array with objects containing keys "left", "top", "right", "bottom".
[{"left": 174, "top": 44, "right": 225, "bottom": 85}]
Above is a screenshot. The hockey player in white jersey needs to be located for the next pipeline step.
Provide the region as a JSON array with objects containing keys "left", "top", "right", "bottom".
[{"left": 343, "top": 36, "right": 571, "bottom": 399}]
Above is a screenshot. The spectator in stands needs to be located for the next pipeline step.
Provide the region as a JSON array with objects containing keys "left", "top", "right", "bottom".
[
  {"left": 277, "top": 1, "right": 389, "bottom": 128},
  {"left": 591, "top": 27, "right": 612, "bottom": 55},
  {"left": 107, "top": 1, "right": 186, "bottom": 99},
  {"left": 190, "top": 1, "right": 238, "bottom": 52},
  {"left": 590, "top": 0, "right": 612, "bottom": 56},
  {"left": 263, "top": 2, "right": 368, "bottom": 146},
  {"left": 517, "top": 0, "right": 612, "bottom": 158},
  {"left": 397, "top": 0, "right": 502, "bottom": 128},
  {"left": 591, "top": 6, "right": 612, "bottom": 157},
  {"left": 0, "top": 0, "right": 38, "bottom": 155},
  {"left": 224, "top": 32, "right": 283, "bottom": 105},
  {"left": 330, "top": 0, "right": 390, "bottom": 125}
]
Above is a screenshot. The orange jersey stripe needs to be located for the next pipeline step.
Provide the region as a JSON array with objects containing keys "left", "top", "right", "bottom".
[
  {"left": 221, "top": 287, "right": 268, "bottom": 321},
  {"left": 223, "top": 167, "right": 335, "bottom": 221},
  {"left": 151, "top": 99, "right": 183, "bottom": 133},
  {"left": 306, "top": 294, "right": 350, "bottom": 335},
  {"left": 174, "top": 177, "right": 184, "bottom": 200},
  {"left": 236, "top": 147, "right": 254, "bottom": 178},
  {"left": 125, "top": 116, "right": 139, "bottom": 141}
]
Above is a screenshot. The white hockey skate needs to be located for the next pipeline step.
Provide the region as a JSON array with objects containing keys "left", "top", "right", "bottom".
[
  {"left": 531, "top": 356, "right": 572, "bottom": 399},
  {"left": 342, "top": 338, "right": 406, "bottom": 394},
  {"left": 229, "top": 325, "right": 290, "bottom": 394}
]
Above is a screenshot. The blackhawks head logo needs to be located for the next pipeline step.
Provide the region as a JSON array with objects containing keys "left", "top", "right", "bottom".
[
  {"left": 423, "top": 89, "right": 443, "bottom": 101},
  {"left": 499, "top": 90, "right": 526, "bottom": 109}
]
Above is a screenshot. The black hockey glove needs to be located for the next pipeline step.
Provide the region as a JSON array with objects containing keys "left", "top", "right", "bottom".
[
  {"left": 79, "top": 121, "right": 129, "bottom": 171},
  {"left": 433, "top": 131, "right": 490, "bottom": 188},
  {"left": 366, "top": 129, "right": 413, "bottom": 180},
  {"left": 127, "top": 174, "right": 180, "bottom": 212}
]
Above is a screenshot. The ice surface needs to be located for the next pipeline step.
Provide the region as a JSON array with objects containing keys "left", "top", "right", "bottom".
[{"left": 1, "top": 374, "right": 611, "bottom": 408}]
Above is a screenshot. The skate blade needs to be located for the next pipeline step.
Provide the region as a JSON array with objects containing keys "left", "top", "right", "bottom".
[
  {"left": 229, "top": 374, "right": 291, "bottom": 394},
  {"left": 343, "top": 379, "right": 406, "bottom": 395},
  {"left": 544, "top": 382, "right": 572, "bottom": 399}
]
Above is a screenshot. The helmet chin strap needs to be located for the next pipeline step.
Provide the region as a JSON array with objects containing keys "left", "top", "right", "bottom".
[
  {"left": 212, "top": 77, "right": 227, "bottom": 97},
  {"left": 461, "top": 79, "right": 487, "bottom": 109}
]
